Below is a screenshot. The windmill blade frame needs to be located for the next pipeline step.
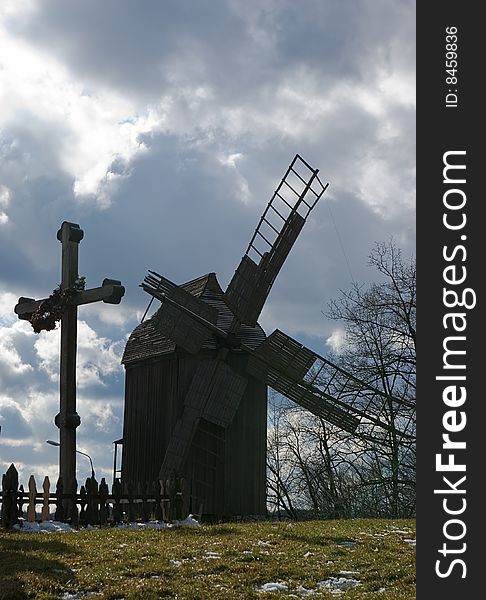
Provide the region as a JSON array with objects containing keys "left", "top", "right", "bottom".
[
  {"left": 141, "top": 270, "right": 219, "bottom": 354},
  {"left": 224, "top": 154, "right": 329, "bottom": 326},
  {"left": 247, "top": 329, "right": 415, "bottom": 444},
  {"left": 159, "top": 351, "right": 248, "bottom": 481}
]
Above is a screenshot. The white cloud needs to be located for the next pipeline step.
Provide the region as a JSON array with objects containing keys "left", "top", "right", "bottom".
[
  {"left": 0, "top": 320, "right": 34, "bottom": 374},
  {"left": 326, "top": 328, "right": 347, "bottom": 355},
  {"left": 0, "top": 292, "right": 19, "bottom": 325},
  {"left": 0, "top": 7, "right": 165, "bottom": 207},
  {"left": 34, "top": 320, "right": 123, "bottom": 387},
  {"left": 0, "top": 185, "right": 10, "bottom": 224},
  {"left": 219, "top": 152, "right": 250, "bottom": 203}
]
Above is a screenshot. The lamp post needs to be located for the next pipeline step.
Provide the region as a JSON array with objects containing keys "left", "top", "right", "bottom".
[{"left": 46, "top": 440, "right": 95, "bottom": 479}]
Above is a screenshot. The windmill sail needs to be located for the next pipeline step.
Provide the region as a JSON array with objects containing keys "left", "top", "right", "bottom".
[
  {"left": 141, "top": 271, "right": 219, "bottom": 354},
  {"left": 225, "top": 154, "right": 329, "bottom": 326},
  {"left": 247, "top": 329, "right": 415, "bottom": 443},
  {"left": 159, "top": 356, "right": 247, "bottom": 480}
]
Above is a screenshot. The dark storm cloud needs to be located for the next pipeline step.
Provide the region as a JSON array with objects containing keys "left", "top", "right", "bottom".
[{"left": 12, "top": 0, "right": 414, "bottom": 103}]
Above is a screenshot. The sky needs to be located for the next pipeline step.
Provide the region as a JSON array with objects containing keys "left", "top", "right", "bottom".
[{"left": 0, "top": 0, "right": 415, "bottom": 485}]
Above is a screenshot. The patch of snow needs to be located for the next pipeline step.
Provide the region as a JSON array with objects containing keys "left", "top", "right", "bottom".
[
  {"left": 378, "top": 588, "right": 386, "bottom": 593},
  {"left": 12, "top": 515, "right": 199, "bottom": 533},
  {"left": 258, "top": 582, "right": 289, "bottom": 593},
  {"left": 296, "top": 585, "right": 316, "bottom": 596},
  {"left": 204, "top": 551, "right": 220, "bottom": 559},
  {"left": 13, "top": 520, "right": 77, "bottom": 533},
  {"left": 242, "top": 550, "right": 253, "bottom": 554},
  {"left": 257, "top": 540, "right": 272, "bottom": 547},
  {"left": 114, "top": 520, "right": 168, "bottom": 530},
  {"left": 339, "top": 571, "right": 359, "bottom": 576},
  {"left": 390, "top": 529, "right": 412, "bottom": 534},
  {"left": 145, "top": 521, "right": 170, "bottom": 529},
  {"left": 60, "top": 593, "right": 98, "bottom": 599},
  {"left": 104, "top": 516, "right": 199, "bottom": 530},
  {"left": 326, "top": 560, "right": 335, "bottom": 565},
  {"left": 335, "top": 540, "right": 356, "bottom": 547},
  {"left": 318, "top": 577, "right": 361, "bottom": 591},
  {"left": 172, "top": 514, "right": 200, "bottom": 528},
  {"left": 13, "top": 515, "right": 200, "bottom": 536},
  {"left": 403, "top": 538, "right": 416, "bottom": 545},
  {"left": 303, "top": 551, "right": 314, "bottom": 558},
  {"left": 169, "top": 559, "right": 182, "bottom": 567}
]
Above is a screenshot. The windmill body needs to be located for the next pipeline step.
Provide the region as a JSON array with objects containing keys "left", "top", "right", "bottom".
[
  {"left": 122, "top": 273, "right": 268, "bottom": 517},
  {"left": 120, "top": 155, "right": 415, "bottom": 519}
]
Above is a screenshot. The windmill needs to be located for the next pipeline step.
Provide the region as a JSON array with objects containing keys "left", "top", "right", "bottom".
[{"left": 121, "top": 155, "right": 415, "bottom": 518}]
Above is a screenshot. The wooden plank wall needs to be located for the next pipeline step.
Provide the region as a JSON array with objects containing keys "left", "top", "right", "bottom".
[{"left": 121, "top": 352, "right": 267, "bottom": 519}]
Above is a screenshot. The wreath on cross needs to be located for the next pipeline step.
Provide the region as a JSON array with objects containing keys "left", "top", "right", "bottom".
[{"left": 29, "top": 277, "right": 86, "bottom": 333}]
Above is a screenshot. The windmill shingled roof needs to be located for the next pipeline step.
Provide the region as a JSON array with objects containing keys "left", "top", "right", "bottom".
[{"left": 122, "top": 272, "right": 266, "bottom": 365}]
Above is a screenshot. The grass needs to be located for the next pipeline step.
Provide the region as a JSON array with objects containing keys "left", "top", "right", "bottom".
[{"left": 0, "top": 518, "right": 415, "bottom": 599}]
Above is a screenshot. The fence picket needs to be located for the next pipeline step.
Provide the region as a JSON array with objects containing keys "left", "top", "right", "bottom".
[
  {"left": 18, "top": 484, "right": 25, "bottom": 520},
  {"left": 99, "top": 478, "right": 109, "bottom": 526},
  {"left": 79, "top": 484, "right": 87, "bottom": 526},
  {"left": 27, "top": 475, "right": 37, "bottom": 522},
  {"left": 55, "top": 477, "right": 64, "bottom": 522},
  {"left": 42, "top": 477, "right": 50, "bottom": 521},
  {"left": 112, "top": 478, "right": 122, "bottom": 523},
  {"left": 1, "top": 465, "right": 19, "bottom": 527},
  {"left": 126, "top": 481, "right": 135, "bottom": 523},
  {"left": 153, "top": 480, "right": 163, "bottom": 521},
  {"left": 70, "top": 478, "right": 79, "bottom": 527}
]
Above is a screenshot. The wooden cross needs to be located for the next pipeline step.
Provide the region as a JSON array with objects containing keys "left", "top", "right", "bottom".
[{"left": 14, "top": 221, "right": 125, "bottom": 488}]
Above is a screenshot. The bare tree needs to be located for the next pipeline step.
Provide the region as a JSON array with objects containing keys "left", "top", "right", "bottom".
[
  {"left": 266, "top": 241, "right": 416, "bottom": 518},
  {"left": 267, "top": 395, "right": 357, "bottom": 519},
  {"left": 326, "top": 240, "right": 416, "bottom": 517},
  {"left": 266, "top": 392, "right": 299, "bottom": 520}
]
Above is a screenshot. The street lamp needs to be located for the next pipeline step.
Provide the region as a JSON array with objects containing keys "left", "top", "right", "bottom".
[{"left": 46, "top": 440, "right": 95, "bottom": 479}]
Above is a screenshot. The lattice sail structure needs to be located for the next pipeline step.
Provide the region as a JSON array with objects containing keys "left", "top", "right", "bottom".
[
  {"left": 225, "top": 154, "right": 329, "bottom": 326},
  {"left": 247, "top": 329, "right": 416, "bottom": 445},
  {"left": 142, "top": 270, "right": 218, "bottom": 354},
  {"left": 158, "top": 357, "right": 248, "bottom": 481}
]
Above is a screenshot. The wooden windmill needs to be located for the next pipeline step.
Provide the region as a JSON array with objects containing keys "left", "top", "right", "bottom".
[{"left": 121, "top": 155, "right": 415, "bottom": 518}]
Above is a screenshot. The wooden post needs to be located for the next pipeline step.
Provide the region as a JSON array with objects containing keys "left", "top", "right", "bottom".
[{"left": 55, "top": 222, "right": 83, "bottom": 492}]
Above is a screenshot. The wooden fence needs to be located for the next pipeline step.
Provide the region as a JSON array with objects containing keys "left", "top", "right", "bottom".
[{"left": 0, "top": 464, "right": 188, "bottom": 529}]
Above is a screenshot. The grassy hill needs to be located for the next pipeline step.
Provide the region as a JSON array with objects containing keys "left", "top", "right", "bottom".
[{"left": 0, "top": 518, "right": 415, "bottom": 599}]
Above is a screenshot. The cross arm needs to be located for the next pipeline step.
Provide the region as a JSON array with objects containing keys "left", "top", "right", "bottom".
[
  {"left": 78, "top": 279, "right": 125, "bottom": 306},
  {"left": 14, "top": 279, "right": 125, "bottom": 320}
]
